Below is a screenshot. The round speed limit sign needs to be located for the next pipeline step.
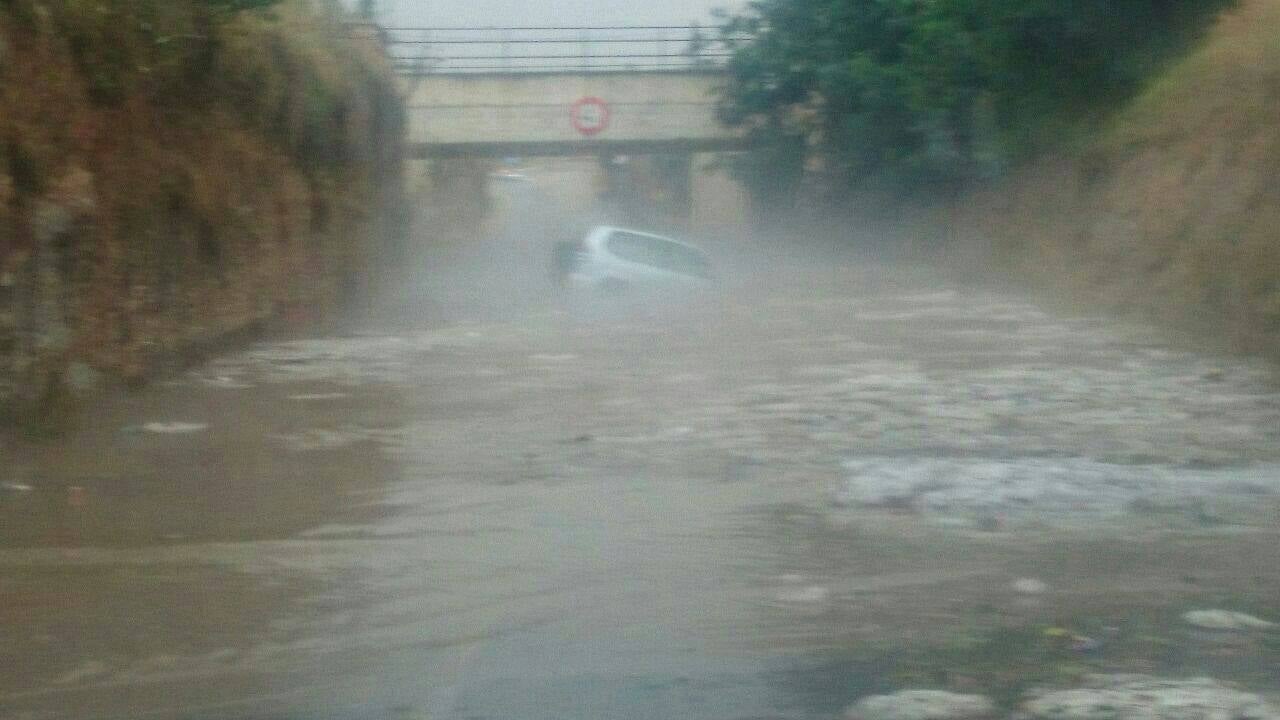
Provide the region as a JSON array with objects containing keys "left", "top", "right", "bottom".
[{"left": 570, "top": 97, "right": 611, "bottom": 136}]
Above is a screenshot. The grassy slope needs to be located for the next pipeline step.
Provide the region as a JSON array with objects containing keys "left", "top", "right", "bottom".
[{"left": 949, "top": 0, "right": 1280, "bottom": 358}]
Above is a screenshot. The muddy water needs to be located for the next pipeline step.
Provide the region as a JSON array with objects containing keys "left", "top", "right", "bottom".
[{"left": 3, "top": 183, "right": 1280, "bottom": 719}]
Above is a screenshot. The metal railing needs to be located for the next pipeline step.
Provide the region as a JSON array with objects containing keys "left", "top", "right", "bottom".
[{"left": 381, "top": 26, "right": 745, "bottom": 75}]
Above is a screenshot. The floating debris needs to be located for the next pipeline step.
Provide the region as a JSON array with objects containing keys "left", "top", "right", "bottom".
[
  {"left": 846, "top": 690, "right": 994, "bottom": 720},
  {"left": 1183, "top": 610, "right": 1276, "bottom": 631},
  {"left": 1020, "top": 675, "right": 1280, "bottom": 720},
  {"left": 142, "top": 422, "right": 209, "bottom": 435},
  {"left": 776, "top": 585, "right": 830, "bottom": 604},
  {"left": 287, "top": 393, "right": 350, "bottom": 401},
  {"left": 1013, "top": 578, "right": 1050, "bottom": 595},
  {"left": 1069, "top": 635, "right": 1102, "bottom": 653},
  {"left": 199, "top": 375, "right": 252, "bottom": 390}
]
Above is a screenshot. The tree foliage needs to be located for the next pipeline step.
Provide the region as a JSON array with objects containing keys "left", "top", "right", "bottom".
[{"left": 718, "top": 0, "right": 1234, "bottom": 195}]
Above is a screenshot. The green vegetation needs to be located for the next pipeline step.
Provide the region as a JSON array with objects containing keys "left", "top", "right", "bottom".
[
  {"left": 893, "top": 0, "right": 1280, "bottom": 361},
  {"left": 718, "top": 0, "right": 1234, "bottom": 195},
  {"left": 715, "top": 0, "right": 1280, "bottom": 359}
]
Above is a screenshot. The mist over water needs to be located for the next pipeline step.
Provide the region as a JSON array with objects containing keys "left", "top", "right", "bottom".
[{"left": 3, "top": 161, "right": 1280, "bottom": 720}]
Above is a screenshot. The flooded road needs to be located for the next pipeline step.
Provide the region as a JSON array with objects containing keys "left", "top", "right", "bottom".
[{"left": 3, "top": 181, "right": 1280, "bottom": 719}]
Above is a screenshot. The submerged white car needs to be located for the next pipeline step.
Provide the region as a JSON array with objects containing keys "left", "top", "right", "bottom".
[{"left": 553, "top": 226, "right": 713, "bottom": 291}]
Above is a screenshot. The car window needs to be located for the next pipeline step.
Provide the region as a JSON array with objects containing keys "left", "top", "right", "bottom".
[{"left": 606, "top": 231, "right": 711, "bottom": 278}]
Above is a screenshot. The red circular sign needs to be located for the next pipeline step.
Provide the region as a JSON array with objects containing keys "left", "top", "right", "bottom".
[{"left": 570, "top": 97, "right": 611, "bottom": 136}]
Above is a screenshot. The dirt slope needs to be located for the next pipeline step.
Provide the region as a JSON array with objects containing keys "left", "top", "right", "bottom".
[
  {"left": 0, "top": 1, "right": 404, "bottom": 430},
  {"left": 945, "top": 0, "right": 1280, "bottom": 359}
]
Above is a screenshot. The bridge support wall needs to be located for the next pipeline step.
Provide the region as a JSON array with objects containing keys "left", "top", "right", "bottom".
[
  {"left": 401, "top": 71, "right": 753, "bottom": 232},
  {"left": 403, "top": 71, "right": 737, "bottom": 149}
]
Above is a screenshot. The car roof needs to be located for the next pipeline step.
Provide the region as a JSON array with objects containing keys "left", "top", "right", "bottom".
[{"left": 590, "top": 226, "right": 706, "bottom": 253}]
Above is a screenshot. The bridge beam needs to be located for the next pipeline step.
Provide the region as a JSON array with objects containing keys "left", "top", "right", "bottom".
[
  {"left": 404, "top": 70, "right": 741, "bottom": 151},
  {"left": 409, "top": 137, "right": 756, "bottom": 159}
]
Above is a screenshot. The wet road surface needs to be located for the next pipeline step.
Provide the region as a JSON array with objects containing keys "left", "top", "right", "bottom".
[{"left": 3, "top": 182, "right": 1280, "bottom": 719}]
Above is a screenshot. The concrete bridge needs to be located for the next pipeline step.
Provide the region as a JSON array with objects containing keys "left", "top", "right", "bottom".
[
  {"left": 384, "top": 26, "right": 749, "bottom": 159},
  {"left": 384, "top": 26, "right": 753, "bottom": 227},
  {"left": 401, "top": 70, "right": 745, "bottom": 159}
]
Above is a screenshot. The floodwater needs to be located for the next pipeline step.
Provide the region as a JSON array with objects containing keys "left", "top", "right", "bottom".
[{"left": 3, "top": 177, "right": 1280, "bottom": 719}]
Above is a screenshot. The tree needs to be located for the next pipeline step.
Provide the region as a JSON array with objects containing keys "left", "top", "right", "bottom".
[{"left": 717, "top": 0, "right": 1234, "bottom": 197}]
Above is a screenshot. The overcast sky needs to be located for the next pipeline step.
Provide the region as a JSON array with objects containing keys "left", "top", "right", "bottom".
[{"left": 374, "top": 0, "right": 749, "bottom": 28}]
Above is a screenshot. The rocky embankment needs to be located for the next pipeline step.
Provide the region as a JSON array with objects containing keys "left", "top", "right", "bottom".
[{"left": 0, "top": 1, "right": 404, "bottom": 431}]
